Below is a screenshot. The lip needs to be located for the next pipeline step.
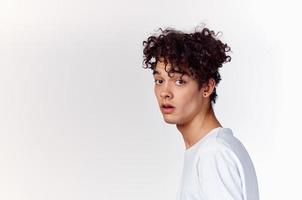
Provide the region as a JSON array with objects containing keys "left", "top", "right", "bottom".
[
  {"left": 161, "top": 107, "right": 175, "bottom": 114},
  {"left": 161, "top": 103, "right": 175, "bottom": 108}
]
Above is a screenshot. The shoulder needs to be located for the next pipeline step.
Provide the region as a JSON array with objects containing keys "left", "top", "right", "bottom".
[
  {"left": 197, "top": 127, "right": 238, "bottom": 151},
  {"left": 195, "top": 129, "right": 245, "bottom": 199},
  {"left": 196, "top": 144, "right": 245, "bottom": 199},
  {"left": 194, "top": 128, "right": 259, "bottom": 199},
  {"left": 195, "top": 127, "right": 243, "bottom": 168},
  {"left": 197, "top": 142, "right": 240, "bottom": 169}
]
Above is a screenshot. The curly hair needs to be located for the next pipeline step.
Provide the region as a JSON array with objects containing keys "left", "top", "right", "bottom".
[{"left": 142, "top": 24, "right": 232, "bottom": 105}]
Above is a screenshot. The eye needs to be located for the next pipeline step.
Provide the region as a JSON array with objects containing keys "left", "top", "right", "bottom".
[
  {"left": 176, "top": 79, "right": 186, "bottom": 85},
  {"left": 154, "top": 79, "right": 186, "bottom": 86},
  {"left": 154, "top": 79, "right": 163, "bottom": 85}
]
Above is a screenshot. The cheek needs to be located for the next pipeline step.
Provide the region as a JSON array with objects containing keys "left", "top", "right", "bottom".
[
  {"left": 154, "top": 87, "right": 161, "bottom": 103},
  {"left": 176, "top": 92, "right": 201, "bottom": 112},
  {"left": 154, "top": 87, "right": 160, "bottom": 97}
]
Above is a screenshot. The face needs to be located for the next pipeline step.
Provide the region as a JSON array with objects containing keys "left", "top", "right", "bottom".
[{"left": 153, "top": 60, "right": 208, "bottom": 125}]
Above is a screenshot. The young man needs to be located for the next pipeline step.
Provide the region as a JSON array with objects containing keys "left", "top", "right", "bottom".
[{"left": 142, "top": 25, "right": 259, "bottom": 200}]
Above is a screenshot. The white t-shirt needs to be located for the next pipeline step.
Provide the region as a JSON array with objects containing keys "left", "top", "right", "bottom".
[{"left": 176, "top": 127, "right": 259, "bottom": 200}]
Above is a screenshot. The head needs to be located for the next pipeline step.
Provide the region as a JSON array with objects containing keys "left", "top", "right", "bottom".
[{"left": 142, "top": 25, "right": 231, "bottom": 124}]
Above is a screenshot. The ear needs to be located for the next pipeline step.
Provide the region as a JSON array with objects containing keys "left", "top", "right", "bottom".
[{"left": 201, "top": 78, "right": 216, "bottom": 97}]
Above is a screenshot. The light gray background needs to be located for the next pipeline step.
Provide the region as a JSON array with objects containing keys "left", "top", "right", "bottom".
[{"left": 0, "top": 0, "right": 301, "bottom": 199}]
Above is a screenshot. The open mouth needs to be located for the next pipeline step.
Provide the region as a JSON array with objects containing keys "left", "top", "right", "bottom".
[
  {"left": 162, "top": 105, "right": 174, "bottom": 108},
  {"left": 161, "top": 103, "right": 175, "bottom": 108},
  {"left": 161, "top": 105, "right": 175, "bottom": 114}
]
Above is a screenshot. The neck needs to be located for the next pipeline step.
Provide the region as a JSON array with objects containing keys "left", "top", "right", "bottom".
[{"left": 176, "top": 105, "right": 222, "bottom": 150}]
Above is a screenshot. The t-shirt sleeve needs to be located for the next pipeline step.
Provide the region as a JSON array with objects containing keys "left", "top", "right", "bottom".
[{"left": 196, "top": 147, "right": 244, "bottom": 200}]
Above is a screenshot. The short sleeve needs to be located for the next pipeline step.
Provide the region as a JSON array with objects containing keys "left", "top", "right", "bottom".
[{"left": 196, "top": 147, "right": 244, "bottom": 200}]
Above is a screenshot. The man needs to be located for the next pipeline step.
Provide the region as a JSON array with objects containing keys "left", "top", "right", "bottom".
[{"left": 142, "top": 25, "right": 259, "bottom": 200}]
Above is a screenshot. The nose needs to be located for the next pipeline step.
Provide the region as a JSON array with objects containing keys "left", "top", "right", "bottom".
[{"left": 160, "top": 86, "right": 173, "bottom": 99}]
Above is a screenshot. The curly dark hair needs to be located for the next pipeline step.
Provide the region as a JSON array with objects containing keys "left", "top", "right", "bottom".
[{"left": 142, "top": 24, "right": 232, "bottom": 106}]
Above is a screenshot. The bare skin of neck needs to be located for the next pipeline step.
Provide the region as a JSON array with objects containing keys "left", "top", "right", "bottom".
[{"left": 176, "top": 105, "right": 222, "bottom": 150}]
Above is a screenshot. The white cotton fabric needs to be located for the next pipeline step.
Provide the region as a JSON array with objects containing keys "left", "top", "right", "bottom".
[{"left": 176, "top": 127, "right": 259, "bottom": 200}]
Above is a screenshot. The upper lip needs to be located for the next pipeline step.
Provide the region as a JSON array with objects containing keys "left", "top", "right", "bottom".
[{"left": 161, "top": 103, "right": 175, "bottom": 108}]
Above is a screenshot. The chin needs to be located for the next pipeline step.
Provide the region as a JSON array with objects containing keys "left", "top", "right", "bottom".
[{"left": 163, "top": 117, "right": 177, "bottom": 124}]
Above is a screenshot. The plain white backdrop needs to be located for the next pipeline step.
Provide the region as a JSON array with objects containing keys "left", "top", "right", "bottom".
[{"left": 0, "top": 0, "right": 301, "bottom": 199}]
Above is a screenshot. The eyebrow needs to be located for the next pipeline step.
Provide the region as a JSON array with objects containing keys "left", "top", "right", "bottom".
[
  {"left": 152, "top": 70, "right": 188, "bottom": 76},
  {"left": 152, "top": 70, "right": 160, "bottom": 75}
]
